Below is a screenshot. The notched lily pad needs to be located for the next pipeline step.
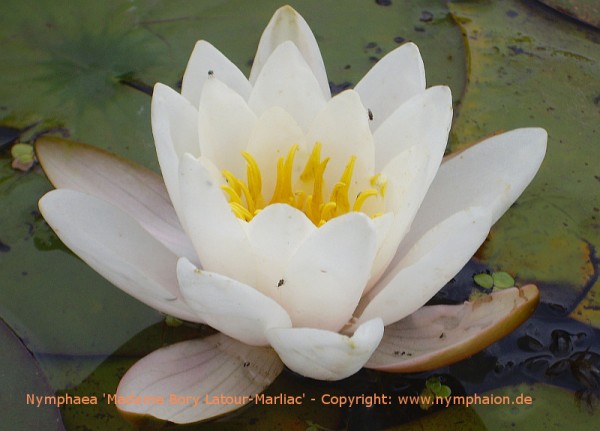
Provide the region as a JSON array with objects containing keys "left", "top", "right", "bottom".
[{"left": 366, "top": 285, "right": 540, "bottom": 372}]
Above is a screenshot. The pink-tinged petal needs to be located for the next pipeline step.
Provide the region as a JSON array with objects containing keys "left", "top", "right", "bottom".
[
  {"left": 117, "top": 334, "right": 283, "bottom": 424},
  {"left": 248, "top": 41, "right": 326, "bottom": 131},
  {"left": 151, "top": 83, "right": 200, "bottom": 223},
  {"left": 246, "top": 204, "right": 315, "bottom": 298},
  {"left": 267, "top": 318, "right": 384, "bottom": 380},
  {"left": 355, "top": 43, "right": 426, "bottom": 131},
  {"left": 38, "top": 189, "right": 200, "bottom": 323},
  {"left": 305, "top": 90, "right": 375, "bottom": 192},
  {"left": 181, "top": 40, "right": 252, "bottom": 107},
  {"left": 277, "top": 213, "right": 377, "bottom": 331},
  {"left": 357, "top": 207, "right": 492, "bottom": 326},
  {"left": 197, "top": 77, "right": 257, "bottom": 178},
  {"left": 373, "top": 85, "right": 452, "bottom": 172},
  {"left": 250, "top": 5, "right": 330, "bottom": 99},
  {"left": 178, "top": 154, "right": 256, "bottom": 285},
  {"left": 366, "top": 285, "right": 540, "bottom": 372},
  {"left": 177, "top": 258, "right": 292, "bottom": 346},
  {"left": 408, "top": 128, "right": 548, "bottom": 244},
  {"left": 36, "top": 136, "right": 197, "bottom": 263}
]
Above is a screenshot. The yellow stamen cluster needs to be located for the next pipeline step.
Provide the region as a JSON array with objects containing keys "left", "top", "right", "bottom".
[{"left": 221, "top": 143, "right": 386, "bottom": 226}]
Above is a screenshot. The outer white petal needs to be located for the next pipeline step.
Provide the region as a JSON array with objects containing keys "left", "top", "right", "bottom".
[
  {"left": 249, "top": 41, "right": 326, "bottom": 131},
  {"left": 36, "top": 136, "right": 197, "bottom": 262},
  {"left": 177, "top": 258, "right": 292, "bottom": 346},
  {"left": 197, "top": 77, "right": 257, "bottom": 178},
  {"left": 178, "top": 154, "right": 256, "bottom": 285},
  {"left": 276, "top": 213, "right": 377, "bottom": 331},
  {"left": 246, "top": 204, "right": 316, "bottom": 297},
  {"left": 250, "top": 5, "right": 330, "bottom": 99},
  {"left": 305, "top": 90, "right": 375, "bottom": 191},
  {"left": 152, "top": 83, "right": 200, "bottom": 220},
  {"left": 117, "top": 334, "right": 283, "bottom": 424},
  {"left": 266, "top": 318, "right": 384, "bottom": 380},
  {"left": 407, "top": 128, "right": 548, "bottom": 245},
  {"left": 355, "top": 43, "right": 426, "bottom": 131},
  {"left": 39, "top": 190, "right": 200, "bottom": 323},
  {"left": 373, "top": 85, "right": 452, "bottom": 171},
  {"left": 356, "top": 207, "right": 492, "bottom": 326},
  {"left": 181, "top": 40, "right": 252, "bottom": 107}
]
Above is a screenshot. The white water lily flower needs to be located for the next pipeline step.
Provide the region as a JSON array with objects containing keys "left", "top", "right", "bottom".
[{"left": 37, "top": 5, "right": 546, "bottom": 424}]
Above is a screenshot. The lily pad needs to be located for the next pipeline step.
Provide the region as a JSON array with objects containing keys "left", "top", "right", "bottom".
[
  {"left": 473, "top": 383, "right": 599, "bottom": 430},
  {"left": 448, "top": 0, "right": 600, "bottom": 327},
  {"left": 0, "top": 318, "right": 65, "bottom": 431}
]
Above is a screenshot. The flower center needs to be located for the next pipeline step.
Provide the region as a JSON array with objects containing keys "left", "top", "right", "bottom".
[{"left": 221, "top": 143, "right": 386, "bottom": 226}]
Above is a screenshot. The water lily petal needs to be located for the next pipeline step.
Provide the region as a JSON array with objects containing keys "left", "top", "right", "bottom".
[
  {"left": 178, "top": 154, "right": 256, "bottom": 285},
  {"left": 36, "top": 136, "right": 197, "bottom": 263},
  {"left": 152, "top": 83, "right": 200, "bottom": 220},
  {"left": 355, "top": 42, "right": 426, "bottom": 131},
  {"left": 39, "top": 189, "right": 200, "bottom": 322},
  {"left": 356, "top": 207, "right": 492, "bottom": 326},
  {"left": 249, "top": 41, "right": 326, "bottom": 131},
  {"left": 117, "top": 334, "right": 283, "bottom": 424},
  {"left": 366, "top": 285, "right": 540, "bottom": 372},
  {"left": 407, "top": 128, "right": 548, "bottom": 244},
  {"left": 367, "top": 143, "right": 438, "bottom": 287},
  {"left": 266, "top": 318, "right": 384, "bottom": 380},
  {"left": 244, "top": 107, "right": 307, "bottom": 200},
  {"left": 177, "top": 258, "right": 292, "bottom": 346},
  {"left": 198, "top": 77, "right": 257, "bottom": 178},
  {"left": 246, "top": 204, "right": 315, "bottom": 297},
  {"left": 182, "top": 40, "right": 252, "bottom": 107},
  {"left": 306, "top": 89, "right": 375, "bottom": 191},
  {"left": 373, "top": 85, "right": 452, "bottom": 171},
  {"left": 250, "top": 5, "right": 330, "bottom": 99},
  {"left": 277, "top": 213, "right": 377, "bottom": 331}
]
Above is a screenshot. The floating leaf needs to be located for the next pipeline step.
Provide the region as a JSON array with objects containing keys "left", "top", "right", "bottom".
[
  {"left": 473, "top": 383, "right": 600, "bottom": 430},
  {"left": 474, "top": 273, "right": 494, "bottom": 289},
  {"left": 492, "top": 271, "right": 515, "bottom": 289},
  {"left": 449, "top": 0, "right": 600, "bottom": 328}
]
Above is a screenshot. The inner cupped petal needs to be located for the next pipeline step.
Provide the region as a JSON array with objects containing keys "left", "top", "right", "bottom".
[
  {"left": 305, "top": 89, "right": 375, "bottom": 197},
  {"left": 273, "top": 212, "right": 377, "bottom": 332},
  {"left": 244, "top": 107, "right": 308, "bottom": 200},
  {"left": 198, "top": 78, "right": 257, "bottom": 180},
  {"left": 245, "top": 204, "right": 316, "bottom": 299},
  {"left": 248, "top": 41, "right": 326, "bottom": 131},
  {"left": 178, "top": 154, "right": 257, "bottom": 286}
]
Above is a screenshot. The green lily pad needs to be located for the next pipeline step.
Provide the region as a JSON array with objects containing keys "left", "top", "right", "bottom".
[
  {"left": 0, "top": 318, "right": 65, "bottom": 431},
  {"left": 473, "top": 383, "right": 599, "bottom": 430},
  {"left": 448, "top": 0, "right": 600, "bottom": 327}
]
